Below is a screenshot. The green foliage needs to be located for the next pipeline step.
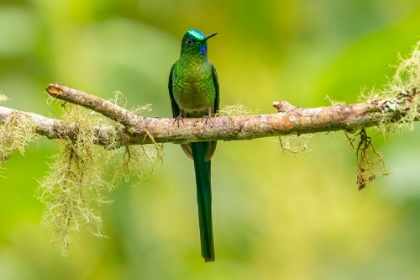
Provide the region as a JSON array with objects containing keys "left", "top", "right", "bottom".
[{"left": 2, "top": 1, "right": 420, "bottom": 279}]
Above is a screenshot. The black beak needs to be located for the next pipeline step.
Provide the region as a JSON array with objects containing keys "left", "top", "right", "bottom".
[{"left": 205, "top": 32, "right": 218, "bottom": 40}]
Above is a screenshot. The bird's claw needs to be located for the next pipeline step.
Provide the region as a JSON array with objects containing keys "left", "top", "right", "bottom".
[
  {"left": 202, "top": 115, "right": 212, "bottom": 124},
  {"left": 173, "top": 115, "right": 184, "bottom": 128}
]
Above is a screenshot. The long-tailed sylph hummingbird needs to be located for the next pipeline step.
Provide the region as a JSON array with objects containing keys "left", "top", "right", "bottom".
[{"left": 168, "top": 29, "right": 219, "bottom": 262}]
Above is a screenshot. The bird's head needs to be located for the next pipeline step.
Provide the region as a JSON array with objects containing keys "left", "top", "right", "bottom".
[{"left": 180, "top": 29, "right": 217, "bottom": 56}]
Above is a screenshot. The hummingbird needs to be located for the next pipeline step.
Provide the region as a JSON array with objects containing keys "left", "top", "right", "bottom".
[{"left": 168, "top": 29, "right": 219, "bottom": 262}]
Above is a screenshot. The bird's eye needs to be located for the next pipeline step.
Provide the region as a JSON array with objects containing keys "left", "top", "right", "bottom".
[{"left": 186, "top": 38, "right": 194, "bottom": 45}]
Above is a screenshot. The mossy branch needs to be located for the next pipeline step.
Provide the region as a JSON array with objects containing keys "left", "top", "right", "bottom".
[
  {"left": 0, "top": 85, "right": 417, "bottom": 147},
  {"left": 2, "top": 40, "right": 420, "bottom": 256}
]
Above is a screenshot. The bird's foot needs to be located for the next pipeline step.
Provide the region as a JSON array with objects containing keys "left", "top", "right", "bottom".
[
  {"left": 173, "top": 114, "right": 184, "bottom": 128},
  {"left": 201, "top": 114, "right": 212, "bottom": 124}
]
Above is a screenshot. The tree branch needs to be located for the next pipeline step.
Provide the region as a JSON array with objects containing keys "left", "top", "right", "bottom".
[
  {"left": 1, "top": 41, "right": 418, "bottom": 256},
  {"left": 0, "top": 84, "right": 417, "bottom": 147}
]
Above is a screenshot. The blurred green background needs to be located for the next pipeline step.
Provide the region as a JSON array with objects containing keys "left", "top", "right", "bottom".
[{"left": 1, "top": 0, "right": 420, "bottom": 279}]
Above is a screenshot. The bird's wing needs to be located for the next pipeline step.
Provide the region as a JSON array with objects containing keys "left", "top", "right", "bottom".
[
  {"left": 168, "top": 63, "right": 181, "bottom": 118},
  {"left": 211, "top": 64, "right": 220, "bottom": 114},
  {"left": 203, "top": 64, "right": 220, "bottom": 161}
]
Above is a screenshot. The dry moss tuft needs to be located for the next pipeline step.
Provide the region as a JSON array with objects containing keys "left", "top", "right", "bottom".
[
  {"left": 362, "top": 42, "right": 420, "bottom": 132},
  {"left": 392, "top": 43, "right": 420, "bottom": 93},
  {"left": 218, "top": 100, "right": 259, "bottom": 116},
  {"left": 325, "top": 95, "right": 345, "bottom": 106},
  {"left": 37, "top": 104, "right": 110, "bottom": 255},
  {"left": 108, "top": 144, "right": 163, "bottom": 186},
  {"left": 346, "top": 42, "right": 420, "bottom": 189},
  {"left": 0, "top": 111, "right": 38, "bottom": 162},
  {"left": 37, "top": 95, "right": 162, "bottom": 255},
  {"left": 386, "top": 44, "right": 420, "bottom": 130},
  {"left": 278, "top": 134, "right": 314, "bottom": 154},
  {"left": 0, "top": 93, "right": 8, "bottom": 104}
]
